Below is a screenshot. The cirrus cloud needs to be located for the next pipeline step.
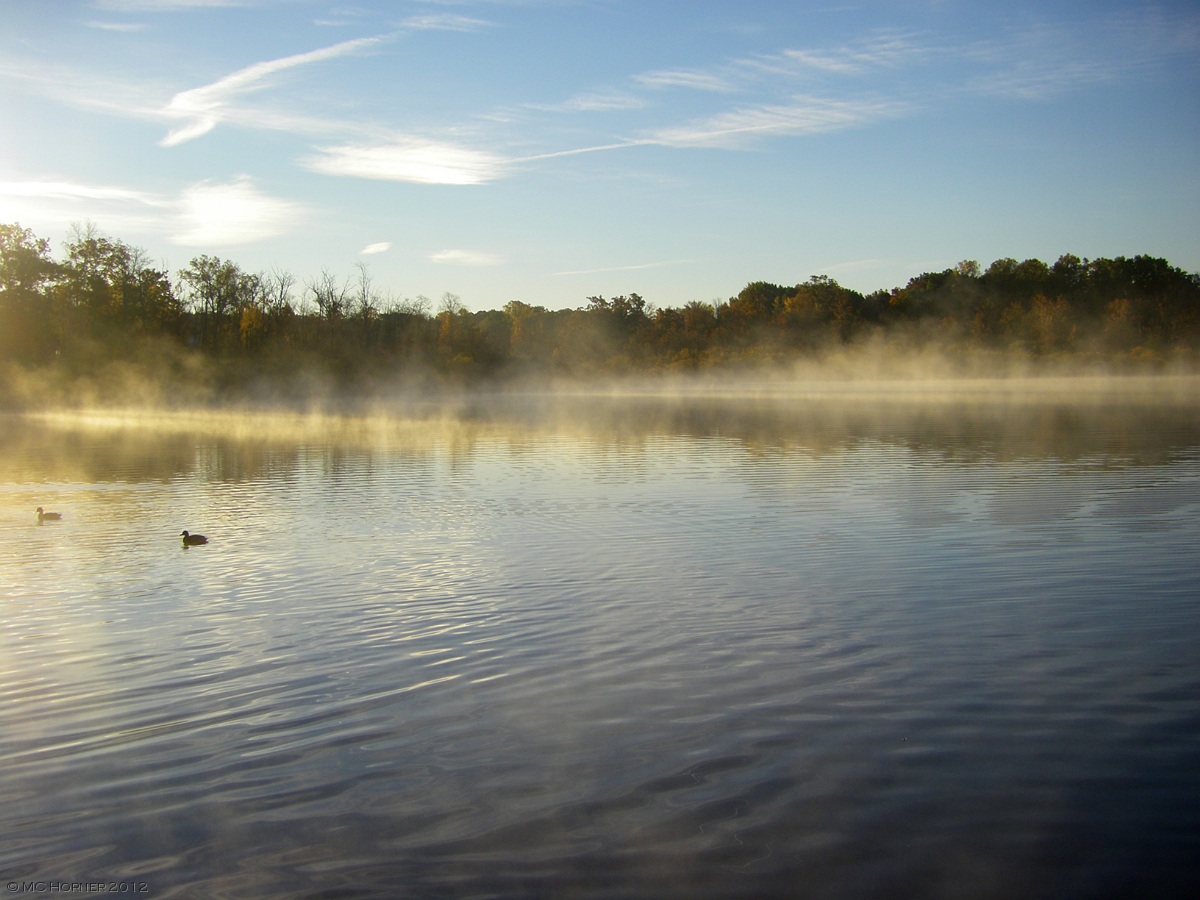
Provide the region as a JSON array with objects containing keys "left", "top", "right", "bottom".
[
  {"left": 159, "top": 34, "right": 391, "bottom": 147},
  {"left": 647, "top": 95, "right": 908, "bottom": 148},
  {"left": 399, "top": 14, "right": 492, "bottom": 33},
  {"left": 430, "top": 249, "right": 504, "bottom": 267},
  {"left": 634, "top": 68, "right": 738, "bottom": 93},
  {"left": 302, "top": 139, "right": 507, "bottom": 185},
  {"left": 0, "top": 179, "right": 166, "bottom": 206}
]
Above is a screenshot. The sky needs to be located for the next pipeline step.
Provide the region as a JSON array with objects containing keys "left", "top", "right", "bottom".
[{"left": 1, "top": 0, "right": 1197, "bottom": 312}]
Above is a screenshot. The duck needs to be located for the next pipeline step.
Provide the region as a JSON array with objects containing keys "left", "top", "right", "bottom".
[
  {"left": 36, "top": 507, "right": 62, "bottom": 523},
  {"left": 181, "top": 530, "right": 208, "bottom": 546}
]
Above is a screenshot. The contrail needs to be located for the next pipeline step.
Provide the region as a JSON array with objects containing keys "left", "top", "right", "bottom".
[{"left": 511, "top": 139, "right": 658, "bottom": 163}]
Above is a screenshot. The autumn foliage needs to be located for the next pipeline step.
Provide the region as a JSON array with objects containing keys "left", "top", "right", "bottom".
[{"left": 3, "top": 222, "right": 1198, "bottom": 403}]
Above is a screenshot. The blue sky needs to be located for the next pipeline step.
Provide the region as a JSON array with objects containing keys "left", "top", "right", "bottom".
[{"left": 1, "top": 0, "right": 1197, "bottom": 311}]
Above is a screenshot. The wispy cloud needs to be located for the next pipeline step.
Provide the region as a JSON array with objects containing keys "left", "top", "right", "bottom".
[
  {"left": 635, "top": 68, "right": 738, "bottom": 93},
  {"left": 646, "top": 96, "right": 907, "bottom": 148},
  {"left": 958, "top": 20, "right": 1141, "bottom": 102},
  {"left": 554, "top": 259, "right": 691, "bottom": 277},
  {"left": 0, "top": 56, "right": 160, "bottom": 121},
  {"left": 510, "top": 90, "right": 909, "bottom": 166},
  {"left": 0, "top": 179, "right": 166, "bottom": 206},
  {"left": 624, "top": 30, "right": 925, "bottom": 103},
  {"left": 159, "top": 34, "right": 391, "bottom": 146},
  {"left": 17, "top": 6, "right": 1180, "bottom": 209},
  {"left": 302, "top": 139, "right": 507, "bottom": 185},
  {"left": 93, "top": 0, "right": 258, "bottom": 10},
  {"left": 399, "top": 14, "right": 492, "bottom": 33},
  {"left": 172, "top": 176, "right": 305, "bottom": 246},
  {"left": 360, "top": 241, "right": 392, "bottom": 255},
  {"left": 509, "top": 29, "right": 929, "bottom": 160},
  {"left": 969, "top": 58, "right": 1112, "bottom": 101},
  {"left": 430, "top": 249, "right": 504, "bottom": 267},
  {"left": 764, "top": 31, "right": 929, "bottom": 76},
  {"left": 85, "top": 20, "right": 149, "bottom": 32},
  {"left": 961, "top": 9, "right": 1200, "bottom": 101},
  {"left": 527, "top": 91, "right": 646, "bottom": 113}
]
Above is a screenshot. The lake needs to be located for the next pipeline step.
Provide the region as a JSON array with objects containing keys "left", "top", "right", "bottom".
[{"left": 2, "top": 378, "right": 1198, "bottom": 899}]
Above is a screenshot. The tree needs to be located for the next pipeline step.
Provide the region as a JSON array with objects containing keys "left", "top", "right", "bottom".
[
  {"left": 438, "top": 292, "right": 466, "bottom": 316},
  {"left": 681, "top": 300, "right": 716, "bottom": 336},
  {"left": 1028, "top": 294, "right": 1073, "bottom": 353},
  {"left": 179, "top": 255, "right": 259, "bottom": 349},
  {"left": 781, "top": 276, "right": 865, "bottom": 343},
  {"left": 0, "top": 223, "right": 55, "bottom": 300},
  {"left": 729, "top": 281, "right": 789, "bottom": 321},
  {"left": 349, "top": 262, "right": 381, "bottom": 347},
  {"left": 0, "top": 223, "right": 59, "bottom": 361},
  {"left": 576, "top": 294, "right": 651, "bottom": 368},
  {"left": 262, "top": 267, "right": 297, "bottom": 318},
  {"left": 378, "top": 294, "right": 434, "bottom": 362},
  {"left": 504, "top": 300, "right": 550, "bottom": 363},
  {"left": 63, "top": 225, "right": 130, "bottom": 320},
  {"left": 436, "top": 293, "right": 482, "bottom": 371},
  {"left": 307, "top": 268, "right": 349, "bottom": 322},
  {"left": 60, "top": 224, "right": 181, "bottom": 340},
  {"left": 610, "top": 293, "right": 647, "bottom": 323},
  {"left": 981, "top": 257, "right": 1051, "bottom": 299},
  {"left": 1050, "top": 253, "right": 1086, "bottom": 292},
  {"left": 127, "top": 264, "right": 182, "bottom": 335}
]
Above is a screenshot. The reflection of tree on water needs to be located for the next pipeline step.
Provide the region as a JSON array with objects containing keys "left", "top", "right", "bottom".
[{"left": 3, "top": 380, "right": 1198, "bottom": 486}]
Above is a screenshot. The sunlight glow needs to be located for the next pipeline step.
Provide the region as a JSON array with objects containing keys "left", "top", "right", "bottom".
[{"left": 172, "top": 177, "right": 305, "bottom": 246}]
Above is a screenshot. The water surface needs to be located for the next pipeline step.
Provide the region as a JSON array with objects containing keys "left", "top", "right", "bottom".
[{"left": 2, "top": 384, "right": 1198, "bottom": 898}]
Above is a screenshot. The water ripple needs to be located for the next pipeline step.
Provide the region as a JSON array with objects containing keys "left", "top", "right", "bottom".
[{"left": 2, "top": 406, "right": 1198, "bottom": 897}]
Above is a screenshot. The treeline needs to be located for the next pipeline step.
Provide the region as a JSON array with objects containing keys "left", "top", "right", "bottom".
[{"left": 2, "top": 222, "right": 1198, "bottom": 395}]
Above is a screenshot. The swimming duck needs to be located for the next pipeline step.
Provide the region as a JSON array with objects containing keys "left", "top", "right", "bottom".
[
  {"left": 181, "top": 530, "right": 208, "bottom": 546},
  {"left": 37, "top": 507, "right": 62, "bottom": 523}
]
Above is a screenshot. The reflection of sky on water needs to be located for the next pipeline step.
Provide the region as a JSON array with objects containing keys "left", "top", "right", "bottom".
[{"left": 1, "top": 388, "right": 1198, "bottom": 896}]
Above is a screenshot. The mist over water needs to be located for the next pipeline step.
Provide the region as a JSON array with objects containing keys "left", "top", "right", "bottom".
[{"left": 2, "top": 382, "right": 1198, "bottom": 898}]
